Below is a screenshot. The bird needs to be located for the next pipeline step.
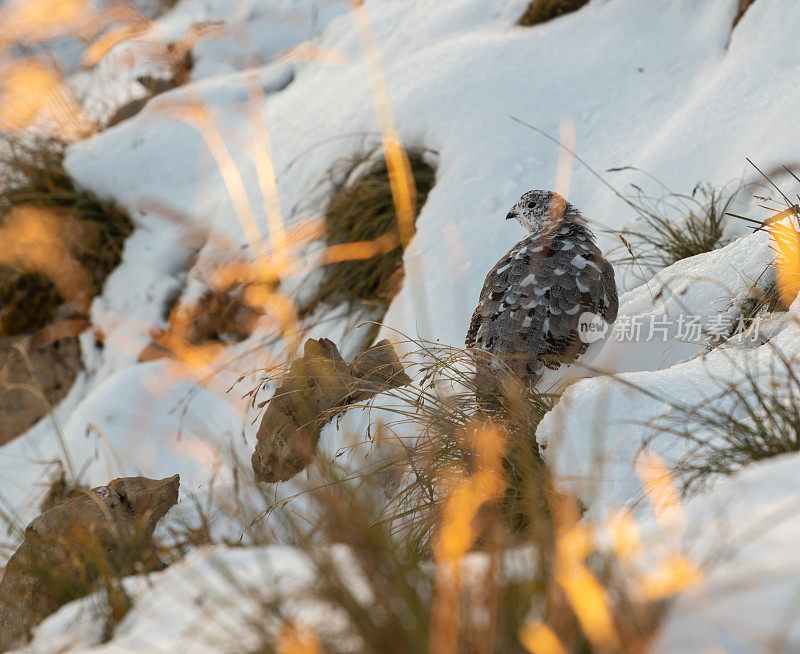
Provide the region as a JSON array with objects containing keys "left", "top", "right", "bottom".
[{"left": 465, "top": 190, "right": 618, "bottom": 391}]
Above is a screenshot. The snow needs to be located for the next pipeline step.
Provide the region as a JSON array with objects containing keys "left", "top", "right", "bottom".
[
  {"left": 536, "top": 227, "right": 795, "bottom": 516},
  {"left": 650, "top": 453, "right": 800, "bottom": 651},
  {"left": 15, "top": 545, "right": 353, "bottom": 653},
  {"left": 65, "top": 0, "right": 350, "bottom": 126},
  {"left": 5, "top": 0, "right": 800, "bottom": 650},
  {"left": 61, "top": 0, "right": 751, "bottom": 353}
]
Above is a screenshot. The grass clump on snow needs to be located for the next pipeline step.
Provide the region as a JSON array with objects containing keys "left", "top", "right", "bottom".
[
  {"left": 645, "top": 342, "right": 800, "bottom": 496},
  {"left": 0, "top": 136, "right": 133, "bottom": 336},
  {"left": 644, "top": 169, "right": 800, "bottom": 492},
  {"left": 728, "top": 162, "right": 800, "bottom": 326},
  {"left": 518, "top": 0, "right": 590, "bottom": 26},
  {"left": 734, "top": 278, "right": 785, "bottom": 335},
  {"left": 0, "top": 136, "right": 133, "bottom": 443},
  {"left": 302, "top": 149, "right": 435, "bottom": 321},
  {"left": 0, "top": 269, "right": 62, "bottom": 337},
  {"left": 615, "top": 182, "right": 738, "bottom": 273}
]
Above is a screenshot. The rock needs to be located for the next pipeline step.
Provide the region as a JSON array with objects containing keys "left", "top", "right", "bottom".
[
  {"left": 252, "top": 339, "right": 411, "bottom": 483},
  {"left": 0, "top": 475, "right": 179, "bottom": 650},
  {"left": 0, "top": 320, "right": 85, "bottom": 445}
]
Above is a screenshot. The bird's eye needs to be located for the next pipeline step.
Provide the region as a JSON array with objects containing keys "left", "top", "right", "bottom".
[{"left": 527, "top": 202, "right": 535, "bottom": 208}]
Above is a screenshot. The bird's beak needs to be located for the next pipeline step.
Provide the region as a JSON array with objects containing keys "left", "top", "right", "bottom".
[{"left": 506, "top": 211, "right": 515, "bottom": 220}]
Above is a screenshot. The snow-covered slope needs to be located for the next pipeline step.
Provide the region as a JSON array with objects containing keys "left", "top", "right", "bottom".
[
  {"left": 4, "top": 0, "right": 800, "bottom": 651},
  {"left": 651, "top": 452, "right": 800, "bottom": 651},
  {"left": 13, "top": 0, "right": 790, "bottom": 512}
]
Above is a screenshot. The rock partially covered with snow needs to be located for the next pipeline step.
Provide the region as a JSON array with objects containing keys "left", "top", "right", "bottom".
[
  {"left": 18, "top": 544, "right": 358, "bottom": 653},
  {"left": 0, "top": 475, "right": 179, "bottom": 651},
  {"left": 252, "top": 338, "right": 411, "bottom": 483}
]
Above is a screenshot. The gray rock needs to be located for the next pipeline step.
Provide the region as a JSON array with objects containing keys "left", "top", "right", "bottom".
[
  {"left": 0, "top": 475, "right": 179, "bottom": 651},
  {"left": 252, "top": 339, "right": 411, "bottom": 483}
]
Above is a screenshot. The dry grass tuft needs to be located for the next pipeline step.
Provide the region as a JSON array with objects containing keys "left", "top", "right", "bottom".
[
  {"left": 0, "top": 136, "right": 133, "bottom": 336},
  {"left": 645, "top": 177, "right": 800, "bottom": 493},
  {"left": 301, "top": 149, "right": 435, "bottom": 322},
  {"left": 518, "top": 0, "right": 591, "bottom": 26},
  {"left": 0, "top": 136, "right": 133, "bottom": 442},
  {"left": 727, "top": 161, "right": 800, "bottom": 320},
  {"left": 735, "top": 277, "right": 786, "bottom": 332},
  {"left": 644, "top": 341, "right": 800, "bottom": 495},
  {"left": 217, "top": 338, "right": 669, "bottom": 652},
  {"left": 169, "top": 286, "right": 264, "bottom": 346},
  {"left": 614, "top": 182, "right": 738, "bottom": 274},
  {"left": 0, "top": 269, "right": 62, "bottom": 337}
]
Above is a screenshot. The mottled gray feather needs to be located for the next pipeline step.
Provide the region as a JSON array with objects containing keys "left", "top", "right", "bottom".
[{"left": 466, "top": 198, "right": 617, "bottom": 389}]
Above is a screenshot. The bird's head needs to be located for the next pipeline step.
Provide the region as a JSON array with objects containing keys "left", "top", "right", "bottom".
[{"left": 505, "top": 190, "right": 581, "bottom": 234}]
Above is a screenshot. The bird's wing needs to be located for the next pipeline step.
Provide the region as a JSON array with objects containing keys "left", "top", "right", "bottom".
[
  {"left": 465, "top": 304, "right": 483, "bottom": 350},
  {"left": 535, "top": 236, "right": 598, "bottom": 371},
  {"left": 466, "top": 231, "right": 617, "bottom": 386},
  {"left": 598, "top": 257, "right": 618, "bottom": 323},
  {"left": 464, "top": 237, "right": 542, "bottom": 351}
]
